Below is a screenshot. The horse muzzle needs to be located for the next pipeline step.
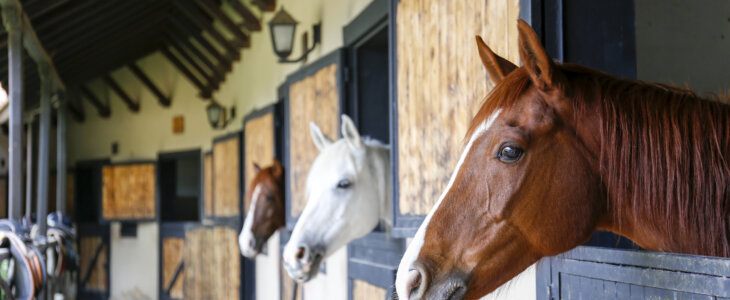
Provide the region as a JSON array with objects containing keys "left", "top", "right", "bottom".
[
  {"left": 283, "top": 244, "right": 324, "bottom": 282},
  {"left": 400, "top": 261, "right": 468, "bottom": 300}
]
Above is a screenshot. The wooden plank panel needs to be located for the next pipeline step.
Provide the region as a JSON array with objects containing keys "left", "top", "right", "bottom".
[
  {"left": 213, "top": 137, "right": 240, "bottom": 217},
  {"left": 288, "top": 64, "right": 339, "bottom": 217},
  {"left": 163, "top": 237, "right": 184, "bottom": 298},
  {"left": 80, "top": 236, "right": 107, "bottom": 291},
  {"left": 204, "top": 153, "right": 213, "bottom": 216},
  {"left": 184, "top": 226, "right": 240, "bottom": 299},
  {"left": 353, "top": 279, "right": 387, "bottom": 300},
  {"left": 281, "top": 264, "right": 302, "bottom": 300},
  {"left": 244, "top": 111, "right": 274, "bottom": 210},
  {"left": 396, "top": 0, "right": 520, "bottom": 214},
  {"left": 102, "top": 164, "right": 156, "bottom": 220}
]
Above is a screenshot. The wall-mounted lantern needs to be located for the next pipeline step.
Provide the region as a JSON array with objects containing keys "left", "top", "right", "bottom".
[
  {"left": 206, "top": 101, "right": 235, "bottom": 129},
  {"left": 268, "top": 6, "right": 320, "bottom": 63}
]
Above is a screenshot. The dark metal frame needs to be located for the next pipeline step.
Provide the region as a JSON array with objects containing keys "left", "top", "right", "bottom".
[
  {"left": 347, "top": 232, "right": 405, "bottom": 300},
  {"left": 98, "top": 159, "right": 160, "bottom": 223},
  {"left": 282, "top": 49, "right": 347, "bottom": 230},
  {"left": 537, "top": 246, "right": 730, "bottom": 299},
  {"left": 342, "top": 0, "right": 389, "bottom": 138},
  {"left": 77, "top": 222, "right": 111, "bottom": 300},
  {"left": 387, "top": 0, "right": 426, "bottom": 238},
  {"left": 201, "top": 150, "right": 212, "bottom": 222}
]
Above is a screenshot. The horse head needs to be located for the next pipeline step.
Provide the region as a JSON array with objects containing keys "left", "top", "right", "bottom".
[
  {"left": 283, "top": 115, "right": 391, "bottom": 282},
  {"left": 395, "top": 20, "right": 609, "bottom": 299},
  {"left": 239, "top": 160, "right": 285, "bottom": 258}
]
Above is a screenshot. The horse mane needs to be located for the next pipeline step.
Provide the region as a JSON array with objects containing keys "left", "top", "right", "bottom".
[{"left": 468, "top": 64, "right": 730, "bottom": 257}]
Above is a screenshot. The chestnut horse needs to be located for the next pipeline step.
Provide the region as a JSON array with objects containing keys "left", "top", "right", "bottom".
[
  {"left": 238, "top": 160, "right": 285, "bottom": 258},
  {"left": 395, "top": 19, "right": 730, "bottom": 300}
]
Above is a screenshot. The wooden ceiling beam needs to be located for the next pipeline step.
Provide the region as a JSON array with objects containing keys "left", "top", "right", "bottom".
[
  {"left": 174, "top": 1, "right": 243, "bottom": 55},
  {"left": 102, "top": 74, "right": 139, "bottom": 113},
  {"left": 252, "top": 0, "right": 276, "bottom": 12},
  {"left": 34, "top": 0, "right": 117, "bottom": 36},
  {"left": 161, "top": 47, "right": 211, "bottom": 98},
  {"left": 66, "top": 43, "right": 160, "bottom": 85},
  {"left": 55, "top": 16, "right": 167, "bottom": 74},
  {"left": 196, "top": 0, "right": 250, "bottom": 47},
  {"left": 169, "top": 15, "right": 234, "bottom": 68},
  {"left": 43, "top": 1, "right": 162, "bottom": 53},
  {"left": 79, "top": 85, "right": 110, "bottom": 118},
  {"left": 127, "top": 62, "right": 171, "bottom": 107},
  {"left": 226, "top": 0, "right": 261, "bottom": 31},
  {"left": 166, "top": 31, "right": 226, "bottom": 82},
  {"left": 167, "top": 40, "right": 218, "bottom": 91}
]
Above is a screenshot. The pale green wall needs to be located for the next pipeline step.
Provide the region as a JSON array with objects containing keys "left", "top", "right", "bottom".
[{"left": 65, "top": 0, "right": 372, "bottom": 299}]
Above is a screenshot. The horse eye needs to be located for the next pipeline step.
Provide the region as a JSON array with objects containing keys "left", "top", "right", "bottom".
[
  {"left": 265, "top": 195, "right": 274, "bottom": 202},
  {"left": 336, "top": 179, "right": 352, "bottom": 189},
  {"left": 497, "top": 144, "right": 524, "bottom": 162}
]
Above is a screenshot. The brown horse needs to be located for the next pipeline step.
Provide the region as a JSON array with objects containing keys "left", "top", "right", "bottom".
[
  {"left": 239, "top": 160, "right": 285, "bottom": 258},
  {"left": 395, "top": 19, "right": 730, "bottom": 300}
]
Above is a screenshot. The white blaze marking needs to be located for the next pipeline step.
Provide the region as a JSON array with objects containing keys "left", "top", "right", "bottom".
[
  {"left": 395, "top": 110, "right": 502, "bottom": 299},
  {"left": 239, "top": 185, "right": 262, "bottom": 257}
]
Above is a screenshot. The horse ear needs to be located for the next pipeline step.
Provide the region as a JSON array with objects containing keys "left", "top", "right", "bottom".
[
  {"left": 476, "top": 35, "right": 517, "bottom": 84},
  {"left": 341, "top": 114, "right": 362, "bottom": 150},
  {"left": 253, "top": 163, "right": 261, "bottom": 173},
  {"left": 517, "top": 19, "right": 556, "bottom": 91},
  {"left": 310, "top": 122, "right": 333, "bottom": 151},
  {"left": 271, "top": 159, "right": 283, "bottom": 178}
]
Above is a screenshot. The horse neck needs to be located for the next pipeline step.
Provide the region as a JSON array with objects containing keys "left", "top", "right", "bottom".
[
  {"left": 576, "top": 75, "right": 730, "bottom": 257},
  {"left": 365, "top": 143, "right": 392, "bottom": 231}
]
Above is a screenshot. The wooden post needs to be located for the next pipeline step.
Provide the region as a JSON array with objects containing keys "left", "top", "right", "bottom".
[
  {"left": 2, "top": 5, "right": 24, "bottom": 221},
  {"left": 56, "top": 95, "right": 67, "bottom": 214}
]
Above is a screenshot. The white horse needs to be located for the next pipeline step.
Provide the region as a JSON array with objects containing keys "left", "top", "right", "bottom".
[{"left": 283, "top": 115, "right": 391, "bottom": 282}]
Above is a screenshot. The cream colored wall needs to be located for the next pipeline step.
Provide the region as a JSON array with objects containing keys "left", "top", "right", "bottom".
[{"left": 66, "top": 0, "right": 372, "bottom": 299}]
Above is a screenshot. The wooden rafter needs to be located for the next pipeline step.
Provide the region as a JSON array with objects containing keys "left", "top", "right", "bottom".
[
  {"left": 227, "top": 0, "right": 261, "bottom": 31},
  {"left": 196, "top": 0, "right": 250, "bottom": 47},
  {"left": 79, "top": 85, "right": 110, "bottom": 118},
  {"left": 128, "top": 62, "right": 171, "bottom": 107},
  {"left": 169, "top": 15, "right": 234, "bottom": 70},
  {"left": 103, "top": 75, "right": 139, "bottom": 113},
  {"left": 161, "top": 47, "right": 211, "bottom": 98},
  {"left": 252, "top": 0, "right": 276, "bottom": 12}
]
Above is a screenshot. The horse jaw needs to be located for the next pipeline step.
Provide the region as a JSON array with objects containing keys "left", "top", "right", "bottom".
[{"left": 395, "top": 110, "right": 501, "bottom": 300}]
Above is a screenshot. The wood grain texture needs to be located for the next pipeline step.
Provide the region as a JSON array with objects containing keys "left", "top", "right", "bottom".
[
  {"left": 213, "top": 137, "right": 241, "bottom": 217},
  {"left": 80, "top": 236, "right": 107, "bottom": 291},
  {"left": 204, "top": 153, "right": 214, "bottom": 216},
  {"left": 281, "top": 264, "right": 303, "bottom": 300},
  {"left": 288, "top": 64, "right": 340, "bottom": 217},
  {"left": 163, "top": 237, "right": 184, "bottom": 298},
  {"left": 183, "top": 226, "right": 240, "bottom": 299},
  {"left": 353, "top": 280, "right": 387, "bottom": 300},
  {"left": 396, "top": 0, "right": 520, "bottom": 214},
  {"left": 102, "top": 164, "right": 156, "bottom": 220},
  {"left": 244, "top": 111, "right": 275, "bottom": 210}
]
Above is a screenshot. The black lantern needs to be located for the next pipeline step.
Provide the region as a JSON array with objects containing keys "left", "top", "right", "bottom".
[
  {"left": 268, "top": 7, "right": 320, "bottom": 63},
  {"left": 206, "top": 101, "right": 235, "bottom": 129}
]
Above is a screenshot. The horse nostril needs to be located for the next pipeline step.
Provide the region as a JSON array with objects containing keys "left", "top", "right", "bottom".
[
  {"left": 295, "top": 246, "right": 309, "bottom": 261},
  {"left": 407, "top": 262, "right": 429, "bottom": 299},
  {"left": 249, "top": 239, "right": 256, "bottom": 249}
]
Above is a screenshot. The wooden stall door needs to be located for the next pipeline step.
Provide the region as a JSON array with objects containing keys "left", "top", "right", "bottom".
[
  {"left": 77, "top": 223, "right": 110, "bottom": 300},
  {"left": 392, "top": 0, "right": 520, "bottom": 236},
  {"left": 243, "top": 107, "right": 276, "bottom": 211},
  {"left": 284, "top": 49, "right": 345, "bottom": 228},
  {"left": 101, "top": 162, "right": 157, "bottom": 221},
  {"left": 347, "top": 231, "right": 405, "bottom": 300},
  {"left": 538, "top": 247, "right": 730, "bottom": 299},
  {"left": 160, "top": 223, "right": 192, "bottom": 300},
  {"left": 183, "top": 225, "right": 242, "bottom": 299},
  {"left": 207, "top": 133, "right": 241, "bottom": 222}
]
